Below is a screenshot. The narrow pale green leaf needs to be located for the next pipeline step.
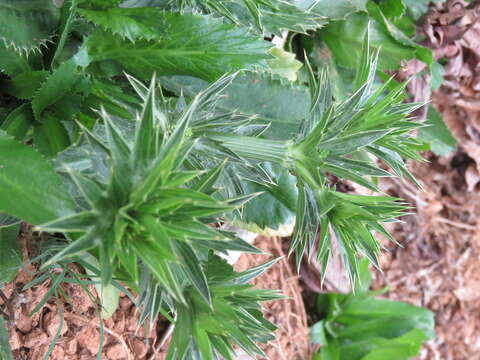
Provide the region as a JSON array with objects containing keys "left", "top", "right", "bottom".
[
  {"left": 0, "top": 317, "right": 13, "bottom": 360},
  {"left": 0, "top": 222, "right": 21, "bottom": 284}
]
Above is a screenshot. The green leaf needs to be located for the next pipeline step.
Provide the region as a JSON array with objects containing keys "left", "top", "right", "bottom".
[
  {"left": 0, "top": 317, "right": 13, "bottom": 360},
  {"left": 31, "top": 61, "right": 83, "bottom": 121},
  {"left": 174, "top": 241, "right": 211, "bottom": 305},
  {"left": 0, "top": 0, "right": 61, "bottom": 53},
  {"left": 0, "top": 42, "right": 31, "bottom": 76},
  {"left": 267, "top": 48, "right": 302, "bottom": 81},
  {"left": 310, "top": 0, "right": 367, "bottom": 20},
  {"left": 0, "top": 222, "right": 21, "bottom": 284},
  {"left": 359, "top": 329, "right": 427, "bottom": 360},
  {"left": 379, "top": 0, "right": 405, "bottom": 19},
  {"left": 86, "top": 12, "right": 271, "bottom": 81},
  {"left": 162, "top": 72, "right": 311, "bottom": 139},
  {"left": 2, "top": 70, "right": 48, "bottom": 99},
  {"left": 217, "top": 73, "right": 310, "bottom": 139},
  {"left": 319, "top": 130, "right": 390, "bottom": 155},
  {"left": 418, "top": 105, "right": 457, "bottom": 156},
  {"left": 366, "top": 1, "right": 432, "bottom": 65},
  {"left": 0, "top": 131, "right": 76, "bottom": 224},
  {"left": 239, "top": 163, "right": 297, "bottom": 230},
  {"left": 430, "top": 61, "right": 444, "bottom": 90},
  {"left": 33, "top": 113, "right": 71, "bottom": 157},
  {"left": 80, "top": 253, "right": 120, "bottom": 319},
  {"left": 337, "top": 298, "right": 435, "bottom": 339},
  {"left": 321, "top": 13, "right": 416, "bottom": 70},
  {"left": 79, "top": 7, "right": 164, "bottom": 42},
  {"left": 181, "top": 0, "right": 327, "bottom": 34},
  {"left": 0, "top": 103, "right": 33, "bottom": 141},
  {"left": 310, "top": 320, "right": 328, "bottom": 346}
]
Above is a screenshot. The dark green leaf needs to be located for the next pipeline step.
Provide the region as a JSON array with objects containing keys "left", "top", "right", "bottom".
[
  {"left": 321, "top": 13, "right": 416, "bottom": 70},
  {"left": 86, "top": 12, "right": 271, "bottom": 81},
  {"left": 0, "top": 103, "right": 33, "bottom": 141},
  {"left": 33, "top": 113, "right": 71, "bottom": 157},
  {"left": 0, "top": 131, "right": 76, "bottom": 224},
  {"left": 31, "top": 61, "right": 83, "bottom": 121},
  {"left": 0, "top": 0, "right": 61, "bottom": 53}
]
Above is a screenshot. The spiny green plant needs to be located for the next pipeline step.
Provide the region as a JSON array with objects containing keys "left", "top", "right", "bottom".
[{"left": 0, "top": 0, "right": 436, "bottom": 358}]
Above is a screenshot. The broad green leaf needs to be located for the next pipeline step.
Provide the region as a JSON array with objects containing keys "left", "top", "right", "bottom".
[
  {"left": 310, "top": 320, "right": 328, "bottom": 345},
  {"left": 337, "top": 298, "right": 435, "bottom": 339},
  {"left": 378, "top": 0, "right": 405, "bottom": 19},
  {"left": 162, "top": 72, "right": 311, "bottom": 139},
  {"left": 0, "top": 131, "right": 76, "bottom": 224},
  {"left": 217, "top": 73, "right": 310, "bottom": 139},
  {"left": 86, "top": 12, "right": 271, "bottom": 81},
  {"left": 366, "top": 1, "right": 432, "bottom": 65},
  {"left": 309, "top": 0, "right": 367, "bottom": 20},
  {"left": 239, "top": 163, "right": 297, "bottom": 230},
  {"left": 0, "top": 222, "right": 21, "bottom": 284},
  {"left": 320, "top": 13, "right": 416, "bottom": 70},
  {"left": 0, "top": 0, "right": 61, "bottom": 53},
  {"left": 418, "top": 105, "right": 457, "bottom": 156},
  {"left": 359, "top": 329, "right": 428, "bottom": 360}
]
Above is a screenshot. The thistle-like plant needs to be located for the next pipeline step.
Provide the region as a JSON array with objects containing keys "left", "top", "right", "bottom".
[
  {"left": 207, "top": 39, "right": 423, "bottom": 285},
  {"left": 37, "top": 75, "right": 262, "bottom": 306}
]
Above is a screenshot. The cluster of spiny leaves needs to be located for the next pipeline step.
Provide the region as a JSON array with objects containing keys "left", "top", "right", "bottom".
[{"left": 0, "top": 0, "right": 430, "bottom": 358}]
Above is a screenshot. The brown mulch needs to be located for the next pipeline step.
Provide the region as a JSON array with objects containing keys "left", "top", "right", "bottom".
[
  {"left": 370, "top": 2, "right": 480, "bottom": 359},
  {"left": 0, "top": 227, "right": 170, "bottom": 360},
  {"left": 235, "top": 236, "right": 311, "bottom": 360},
  {"left": 371, "top": 152, "right": 480, "bottom": 360}
]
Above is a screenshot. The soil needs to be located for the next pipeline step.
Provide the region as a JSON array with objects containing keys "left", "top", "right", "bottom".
[
  {"left": 0, "top": 227, "right": 170, "bottom": 360},
  {"left": 235, "top": 236, "right": 311, "bottom": 360}
]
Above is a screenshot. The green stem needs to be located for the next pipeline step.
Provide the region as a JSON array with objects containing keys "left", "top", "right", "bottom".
[
  {"left": 51, "top": 0, "right": 78, "bottom": 68},
  {"left": 208, "top": 133, "right": 291, "bottom": 165}
]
